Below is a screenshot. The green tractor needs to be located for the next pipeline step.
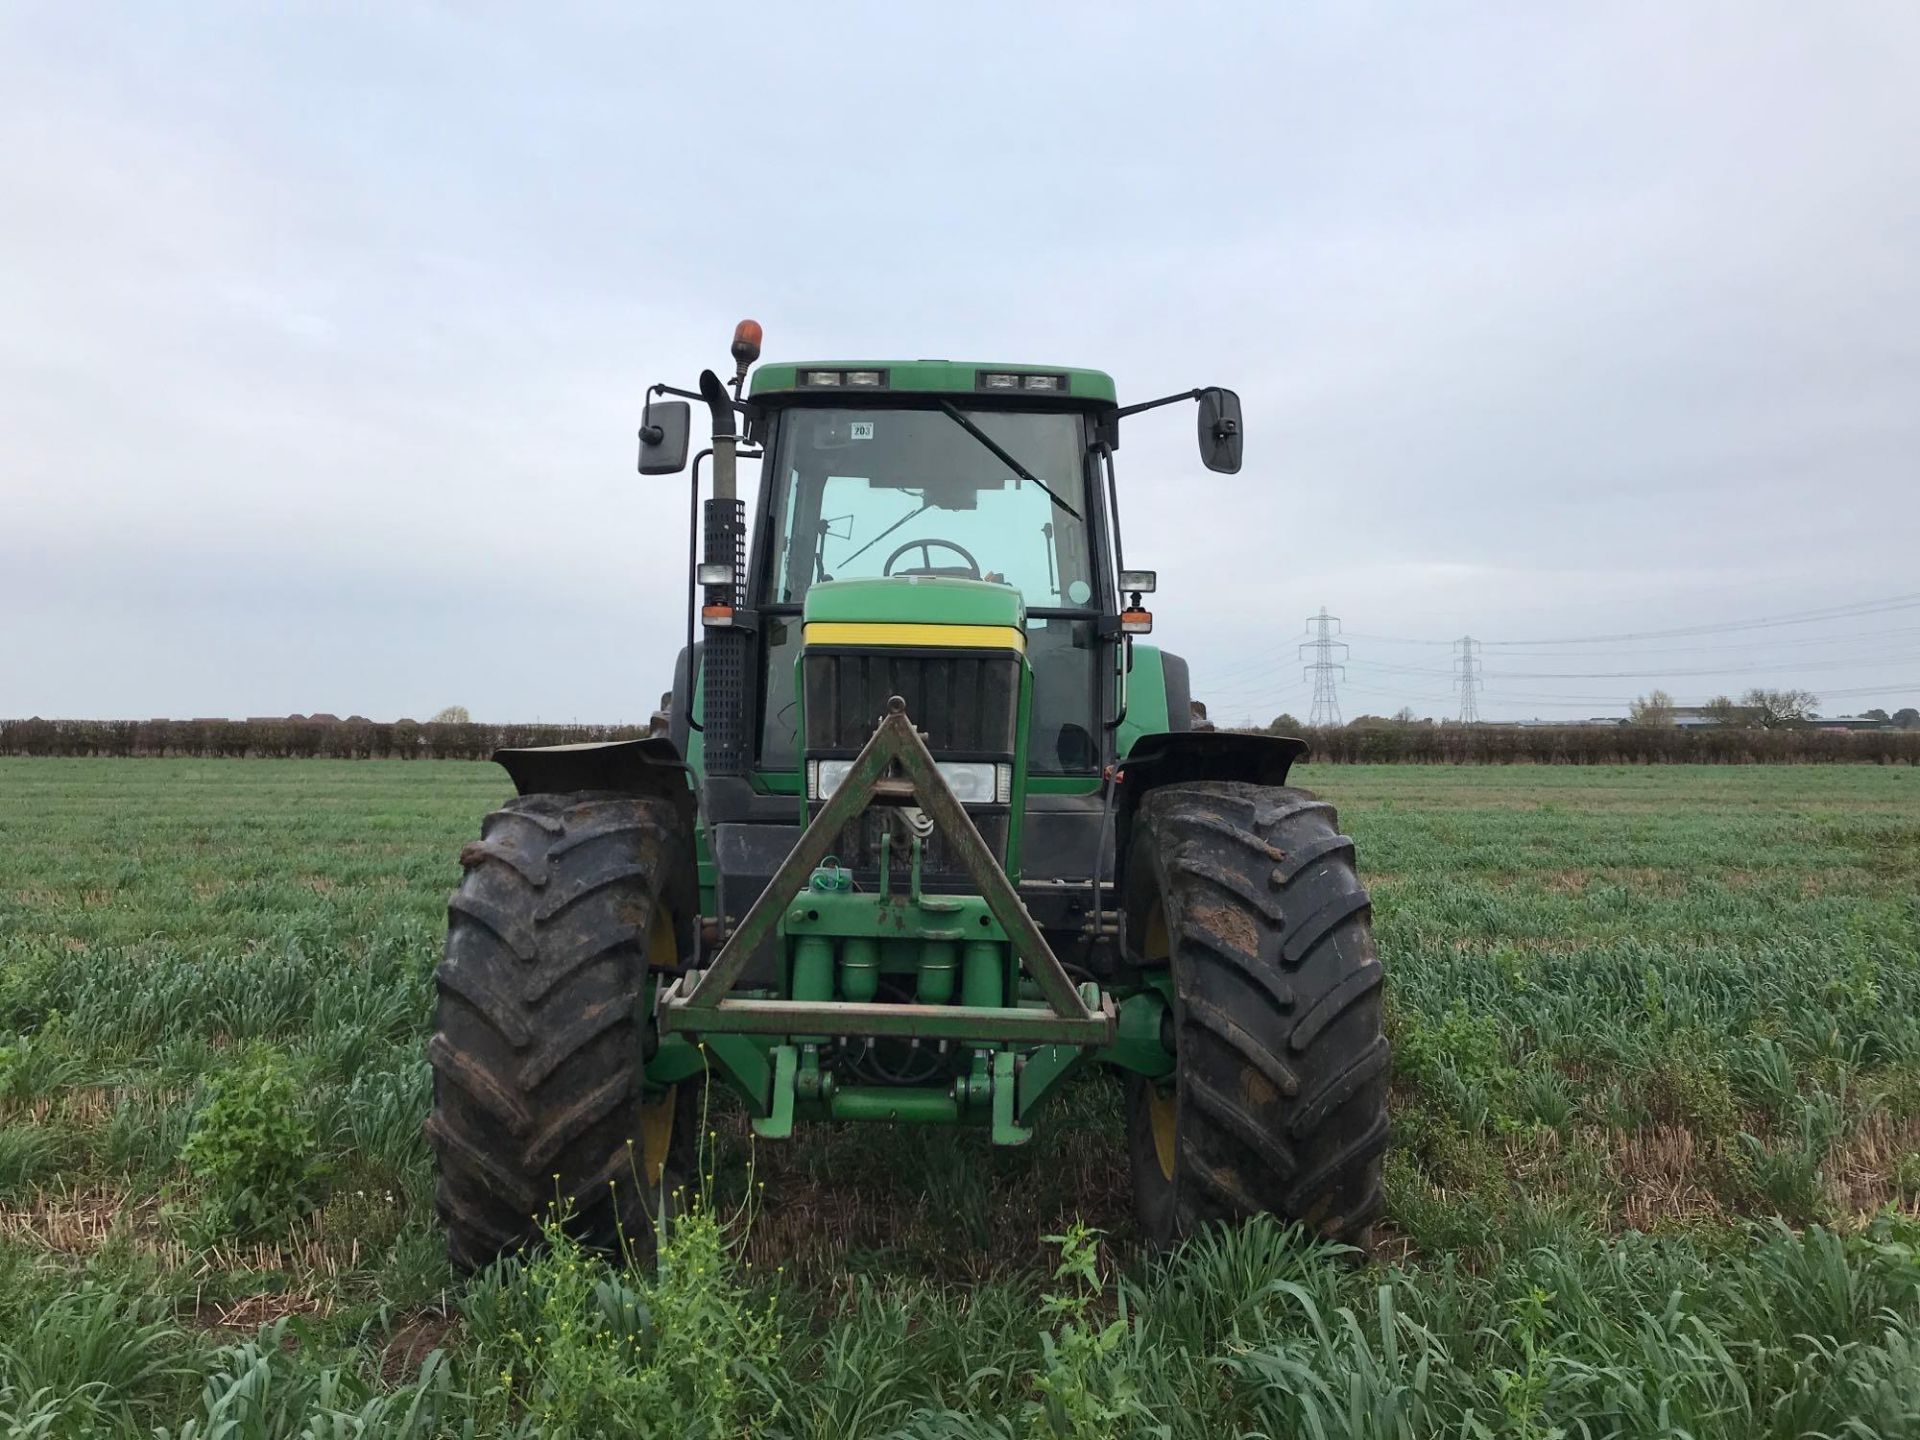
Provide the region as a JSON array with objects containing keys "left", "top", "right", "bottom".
[{"left": 426, "top": 323, "right": 1388, "bottom": 1269}]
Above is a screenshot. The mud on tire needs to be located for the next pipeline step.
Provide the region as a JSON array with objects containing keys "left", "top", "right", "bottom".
[
  {"left": 426, "top": 791, "right": 699, "bottom": 1272},
  {"left": 1124, "top": 781, "right": 1388, "bottom": 1249}
]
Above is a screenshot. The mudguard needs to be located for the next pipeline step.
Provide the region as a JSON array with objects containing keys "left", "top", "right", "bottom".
[
  {"left": 1115, "top": 730, "right": 1310, "bottom": 867},
  {"left": 493, "top": 738, "right": 698, "bottom": 842}
]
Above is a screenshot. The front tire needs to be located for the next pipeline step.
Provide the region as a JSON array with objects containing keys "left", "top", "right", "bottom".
[
  {"left": 426, "top": 791, "right": 699, "bottom": 1272},
  {"left": 1124, "top": 782, "right": 1388, "bottom": 1249}
]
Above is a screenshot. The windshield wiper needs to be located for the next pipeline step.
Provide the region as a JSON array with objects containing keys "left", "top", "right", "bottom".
[
  {"left": 838, "top": 499, "right": 934, "bottom": 568},
  {"left": 935, "top": 401, "right": 1081, "bottom": 519}
]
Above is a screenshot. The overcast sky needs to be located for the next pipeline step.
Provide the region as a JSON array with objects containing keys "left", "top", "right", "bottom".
[{"left": 4, "top": 4, "right": 1917, "bottom": 725}]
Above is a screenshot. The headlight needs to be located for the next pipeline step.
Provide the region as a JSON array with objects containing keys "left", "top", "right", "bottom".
[
  {"left": 808, "top": 759, "right": 855, "bottom": 800},
  {"left": 808, "top": 758, "right": 1012, "bottom": 804},
  {"left": 934, "top": 761, "right": 997, "bottom": 804}
]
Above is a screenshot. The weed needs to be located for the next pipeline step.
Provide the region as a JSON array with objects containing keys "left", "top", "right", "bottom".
[
  {"left": 462, "top": 1202, "right": 780, "bottom": 1438},
  {"left": 1641, "top": 1051, "right": 1741, "bottom": 1138},
  {"left": 177, "top": 1045, "right": 323, "bottom": 1237},
  {"left": 1027, "top": 1223, "right": 1150, "bottom": 1439},
  {"left": 1391, "top": 1003, "right": 1521, "bottom": 1131}
]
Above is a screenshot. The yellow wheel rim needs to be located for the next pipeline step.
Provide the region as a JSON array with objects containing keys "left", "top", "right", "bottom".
[
  {"left": 638, "top": 906, "right": 679, "bottom": 1189},
  {"left": 638, "top": 1089, "right": 676, "bottom": 1189},
  {"left": 1148, "top": 1083, "right": 1177, "bottom": 1181},
  {"left": 1143, "top": 898, "right": 1170, "bottom": 965}
]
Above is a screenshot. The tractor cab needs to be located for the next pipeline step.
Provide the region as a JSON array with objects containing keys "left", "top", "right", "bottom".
[{"left": 749, "top": 373, "right": 1113, "bottom": 783}]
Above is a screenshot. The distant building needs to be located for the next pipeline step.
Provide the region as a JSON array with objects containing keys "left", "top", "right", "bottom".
[
  {"left": 1667, "top": 705, "right": 1761, "bottom": 729},
  {"left": 1805, "top": 715, "right": 1893, "bottom": 732}
]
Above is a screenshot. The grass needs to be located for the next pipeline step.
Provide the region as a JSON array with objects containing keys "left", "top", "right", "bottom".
[{"left": 1, "top": 757, "right": 1917, "bottom": 1436}]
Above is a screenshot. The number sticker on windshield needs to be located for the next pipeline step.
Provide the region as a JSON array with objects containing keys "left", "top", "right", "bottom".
[{"left": 850, "top": 422, "right": 874, "bottom": 440}]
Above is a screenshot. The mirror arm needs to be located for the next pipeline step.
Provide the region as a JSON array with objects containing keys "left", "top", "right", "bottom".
[
  {"left": 1111, "top": 387, "right": 1206, "bottom": 420},
  {"left": 650, "top": 380, "right": 753, "bottom": 416}
]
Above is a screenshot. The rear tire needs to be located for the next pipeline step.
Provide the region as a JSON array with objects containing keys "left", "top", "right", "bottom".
[
  {"left": 426, "top": 791, "right": 699, "bottom": 1272},
  {"left": 1123, "top": 782, "right": 1388, "bottom": 1249}
]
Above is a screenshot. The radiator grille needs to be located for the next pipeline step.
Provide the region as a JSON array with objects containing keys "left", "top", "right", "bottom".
[
  {"left": 804, "top": 650, "right": 1020, "bottom": 756},
  {"left": 803, "top": 647, "right": 1020, "bottom": 879}
]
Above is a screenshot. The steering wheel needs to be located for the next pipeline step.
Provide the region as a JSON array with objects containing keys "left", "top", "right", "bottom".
[{"left": 882, "top": 537, "right": 982, "bottom": 579}]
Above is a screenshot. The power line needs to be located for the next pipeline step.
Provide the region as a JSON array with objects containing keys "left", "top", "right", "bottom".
[
  {"left": 1203, "top": 643, "right": 1311, "bottom": 689},
  {"left": 1348, "top": 627, "right": 1920, "bottom": 663},
  {"left": 1482, "top": 653, "right": 1920, "bottom": 680},
  {"left": 1483, "top": 680, "right": 1920, "bottom": 707},
  {"left": 1300, "top": 607, "right": 1347, "bottom": 727},
  {"left": 1467, "top": 624, "right": 1920, "bottom": 659},
  {"left": 1340, "top": 590, "right": 1920, "bottom": 650},
  {"left": 1340, "top": 632, "right": 1457, "bottom": 647},
  {"left": 1348, "top": 660, "right": 1467, "bottom": 677},
  {"left": 1199, "top": 589, "right": 1920, "bottom": 723},
  {"left": 1482, "top": 597, "right": 1920, "bottom": 647}
]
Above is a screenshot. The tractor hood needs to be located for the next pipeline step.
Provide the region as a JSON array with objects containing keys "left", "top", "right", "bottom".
[
  {"left": 797, "top": 576, "right": 1031, "bottom": 881},
  {"left": 802, "top": 577, "right": 1026, "bottom": 650}
]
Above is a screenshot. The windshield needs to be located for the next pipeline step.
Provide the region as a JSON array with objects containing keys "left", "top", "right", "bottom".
[{"left": 765, "top": 407, "right": 1095, "bottom": 608}]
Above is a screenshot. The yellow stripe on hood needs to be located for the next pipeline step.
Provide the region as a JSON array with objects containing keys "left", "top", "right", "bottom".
[{"left": 803, "top": 622, "right": 1026, "bottom": 652}]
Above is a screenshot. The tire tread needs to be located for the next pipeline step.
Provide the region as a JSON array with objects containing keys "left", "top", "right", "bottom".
[
  {"left": 427, "top": 791, "right": 693, "bottom": 1270},
  {"left": 1127, "top": 781, "right": 1389, "bottom": 1248}
]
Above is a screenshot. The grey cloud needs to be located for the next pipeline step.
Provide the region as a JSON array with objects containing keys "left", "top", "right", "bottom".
[{"left": 3, "top": 4, "right": 1917, "bottom": 725}]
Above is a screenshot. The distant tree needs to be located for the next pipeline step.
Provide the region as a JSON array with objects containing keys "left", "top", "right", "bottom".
[
  {"left": 1392, "top": 706, "right": 1418, "bottom": 725},
  {"left": 1268, "top": 712, "right": 1303, "bottom": 733},
  {"left": 1347, "top": 714, "right": 1393, "bottom": 729},
  {"left": 1895, "top": 707, "right": 1920, "bottom": 730},
  {"left": 1741, "top": 687, "right": 1818, "bottom": 728},
  {"left": 430, "top": 705, "right": 471, "bottom": 724},
  {"left": 1629, "top": 689, "right": 1675, "bottom": 726},
  {"left": 1701, "top": 694, "right": 1743, "bottom": 727},
  {"left": 1862, "top": 708, "right": 1890, "bottom": 723}
]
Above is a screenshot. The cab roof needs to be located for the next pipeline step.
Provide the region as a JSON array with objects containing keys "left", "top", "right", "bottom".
[{"left": 749, "top": 360, "right": 1118, "bottom": 405}]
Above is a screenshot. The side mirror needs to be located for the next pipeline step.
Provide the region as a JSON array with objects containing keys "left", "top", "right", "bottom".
[
  {"left": 637, "top": 398, "right": 691, "bottom": 475},
  {"left": 1197, "top": 388, "right": 1243, "bottom": 474}
]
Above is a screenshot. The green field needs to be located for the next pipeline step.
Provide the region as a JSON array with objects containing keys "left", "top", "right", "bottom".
[{"left": 2, "top": 759, "right": 1918, "bottom": 1437}]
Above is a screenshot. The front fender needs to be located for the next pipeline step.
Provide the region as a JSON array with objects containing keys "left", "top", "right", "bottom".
[
  {"left": 493, "top": 737, "right": 698, "bottom": 840},
  {"left": 1115, "top": 730, "right": 1310, "bottom": 867}
]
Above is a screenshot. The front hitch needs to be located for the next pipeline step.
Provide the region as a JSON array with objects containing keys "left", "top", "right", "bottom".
[{"left": 656, "top": 696, "right": 1112, "bottom": 1049}]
